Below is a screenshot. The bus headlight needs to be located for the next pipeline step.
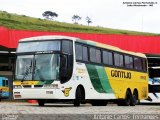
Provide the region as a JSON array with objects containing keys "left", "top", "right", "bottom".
[
  {"left": 14, "top": 85, "right": 22, "bottom": 89},
  {"left": 43, "top": 84, "right": 58, "bottom": 89}
]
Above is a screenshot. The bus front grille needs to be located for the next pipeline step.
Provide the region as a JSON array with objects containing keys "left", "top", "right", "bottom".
[{"left": 23, "top": 85, "right": 31, "bottom": 88}]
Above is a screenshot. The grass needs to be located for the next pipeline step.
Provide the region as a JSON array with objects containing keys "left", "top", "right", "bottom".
[{"left": 0, "top": 11, "right": 159, "bottom": 36}]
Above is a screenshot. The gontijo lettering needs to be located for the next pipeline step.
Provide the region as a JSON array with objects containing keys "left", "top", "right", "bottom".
[{"left": 111, "top": 70, "right": 131, "bottom": 79}]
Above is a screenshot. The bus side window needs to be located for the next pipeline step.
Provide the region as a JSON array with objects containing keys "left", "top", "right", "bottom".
[
  {"left": 89, "top": 47, "right": 101, "bottom": 63},
  {"left": 62, "top": 40, "right": 73, "bottom": 55},
  {"left": 114, "top": 53, "right": 124, "bottom": 67},
  {"left": 134, "top": 57, "right": 142, "bottom": 71},
  {"left": 75, "top": 43, "right": 88, "bottom": 62},
  {"left": 102, "top": 51, "right": 113, "bottom": 66},
  {"left": 142, "top": 59, "right": 147, "bottom": 72},
  {"left": 96, "top": 49, "right": 101, "bottom": 63},
  {"left": 124, "top": 55, "right": 133, "bottom": 69},
  {"left": 119, "top": 54, "right": 124, "bottom": 67},
  {"left": 75, "top": 44, "right": 83, "bottom": 60},
  {"left": 82, "top": 46, "right": 88, "bottom": 61},
  {"left": 2, "top": 80, "right": 5, "bottom": 87},
  {"left": 90, "top": 47, "right": 96, "bottom": 63},
  {"left": 6, "top": 80, "right": 8, "bottom": 86}
]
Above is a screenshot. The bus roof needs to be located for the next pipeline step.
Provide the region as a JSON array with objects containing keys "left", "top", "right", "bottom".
[
  {"left": 19, "top": 35, "right": 146, "bottom": 58},
  {"left": 19, "top": 35, "right": 79, "bottom": 42}
]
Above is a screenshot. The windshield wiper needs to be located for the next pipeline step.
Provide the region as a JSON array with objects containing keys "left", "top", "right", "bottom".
[
  {"left": 32, "top": 59, "right": 37, "bottom": 81},
  {"left": 21, "top": 61, "right": 32, "bottom": 82}
]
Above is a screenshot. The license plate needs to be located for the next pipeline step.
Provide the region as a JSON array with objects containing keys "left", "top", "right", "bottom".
[{"left": 14, "top": 94, "right": 21, "bottom": 98}]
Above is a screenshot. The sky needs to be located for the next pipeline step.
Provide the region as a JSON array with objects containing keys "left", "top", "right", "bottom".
[{"left": 0, "top": 0, "right": 160, "bottom": 33}]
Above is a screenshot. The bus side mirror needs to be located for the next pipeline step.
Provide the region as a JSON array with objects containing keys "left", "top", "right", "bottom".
[{"left": 60, "top": 55, "right": 68, "bottom": 82}]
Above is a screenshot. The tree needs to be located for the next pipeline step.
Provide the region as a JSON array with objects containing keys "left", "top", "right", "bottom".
[
  {"left": 86, "top": 16, "right": 92, "bottom": 26},
  {"left": 42, "top": 11, "right": 58, "bottom": 20},
  {"left": 72, "top": 15, "right": 81, "bottom": 24}
]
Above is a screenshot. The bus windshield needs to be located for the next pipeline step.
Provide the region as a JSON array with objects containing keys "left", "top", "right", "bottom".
[
  {"left": 33, "top": 54, "right": 60, "bottom": 80},
  {"left": 15, "top": 55, "right": 33, "bottom": 80},
  {"left": 15, "top": 54, "right": 60, "bottom": 81}
]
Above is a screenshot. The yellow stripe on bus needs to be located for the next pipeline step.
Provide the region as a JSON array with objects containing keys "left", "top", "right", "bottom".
[
  {"left": 13, "top": 81, "right": 39, "bottom": 85},
  {"left": 0, "top": 87, "right": 9, "bottom": 92}
]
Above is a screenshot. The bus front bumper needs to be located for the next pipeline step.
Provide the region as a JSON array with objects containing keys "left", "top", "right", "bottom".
[{"left": 13, "top": 88, "right": 72, "bottom": 100}]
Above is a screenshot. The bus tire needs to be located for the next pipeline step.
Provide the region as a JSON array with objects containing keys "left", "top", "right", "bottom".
[
  {"left": 118, "top": 90, "right": 131, "bottom": 106},
  {"left": 130, "top": 90, "right": 138, "bottom": 106},
  {"left": 74, "top": 87, "right": 82, "bottom": 107},
  {"left": 38, "top": 100, "right": 45, "bottom": 106}
]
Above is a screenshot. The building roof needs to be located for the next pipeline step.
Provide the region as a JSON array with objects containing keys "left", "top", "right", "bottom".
[{"left": 1, "top": 26, "right": 160, "bottom": 54}]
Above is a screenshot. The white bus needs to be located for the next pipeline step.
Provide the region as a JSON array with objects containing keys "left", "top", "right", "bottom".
[{"left": 13, "top": 35, "right": 148, "bottom": 106}]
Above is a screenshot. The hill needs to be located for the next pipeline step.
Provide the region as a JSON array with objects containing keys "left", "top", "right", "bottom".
[{"left": 0, "top": 11, "right": 159, "bottom": 36}]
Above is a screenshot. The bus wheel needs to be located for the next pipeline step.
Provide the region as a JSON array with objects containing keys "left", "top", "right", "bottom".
[
  {"left": 38, "top": 100, "right": 45, "bottom": 106},
  {"left": 91, "top": 100, "right": 107, "bottom": 106},
  {"left": 74, "top": 87, "right": 83, "bottom": 107},
  {"left": 118, "top": 90, "right": 131, "bottom": 106},
  {"left": 130, "top": 90, "right": 138, "bottom": 106}
]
